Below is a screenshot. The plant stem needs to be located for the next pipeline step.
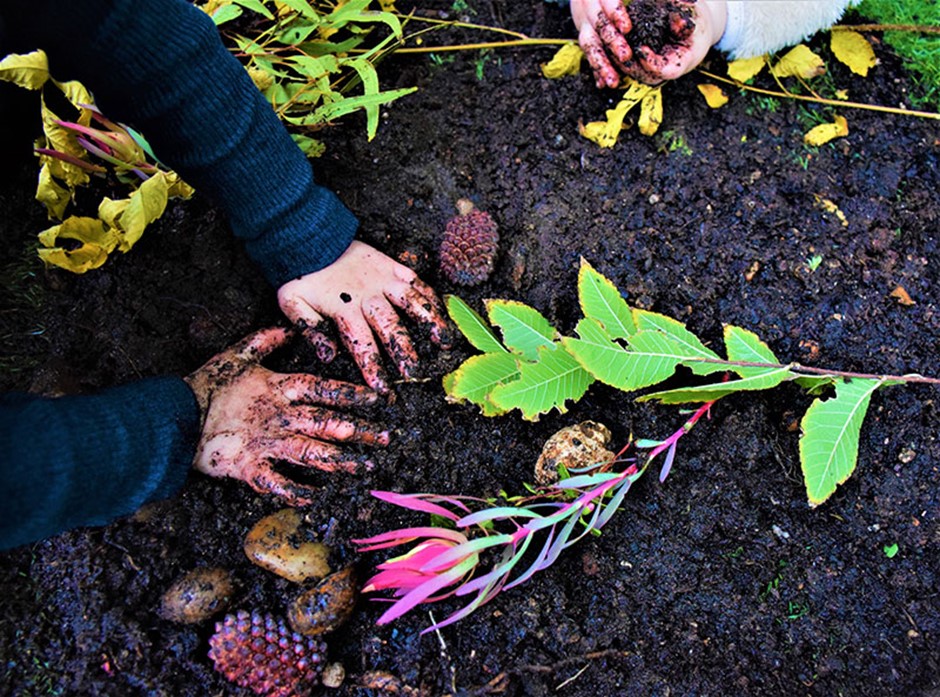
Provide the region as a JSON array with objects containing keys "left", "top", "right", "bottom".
[
  {"left": 393, "top": 38, "right": 569, "bottom": 54},
  {"left": 687, "top": 357, "right": 940, "bottom": 385},
  {"left": 833, "top": 23, "right": 940, "bottom": 34},
  {"left": 696, "top": 69, "right": 940, "bottom": 121}
]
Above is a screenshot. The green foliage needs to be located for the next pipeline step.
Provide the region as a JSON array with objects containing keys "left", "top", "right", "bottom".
[
  {"left": 204, "top": 0, "right": 416, "bottom": 144},
  {"left": 855, "top": 0, "right": 940, "bottom": 108},
  {"left": 442, "top": 258, "right": 930, "bottom": 507}
]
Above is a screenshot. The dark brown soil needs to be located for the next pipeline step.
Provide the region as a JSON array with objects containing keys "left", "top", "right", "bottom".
[
  {"left": 2, "top": 2, "right": 939, "bottom": 696},
  {"left": 625, "top": 0, "right": 694, "bottom": 52}
]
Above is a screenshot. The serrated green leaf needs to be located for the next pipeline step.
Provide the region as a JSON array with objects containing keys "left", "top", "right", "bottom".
[
  {"left": 486, "top": 300, "right": 556, "bottom": 361},
  {"left": 578, "top": 258, "right": 635, "bottom": 339},
  {"left": 446, "top": 296, "right": 506, "bottom": 354},
  {"left": 638, "top": 366, "right": 792, "bottom": 404},
  {"left": 207, "top": 4, "right": 242, "bottom": 25},
  {"left": 443, "top": 353, "right": 519, "bottom": 416},
  {"left": 799, "top": 378, "right": 882, "bottom": 506},
  {"left": 490, "top": 344, "right": 592, "bottom": 420},
  {"left": 634, "top": 309, "right": 724, "bottom": 375},
  {"left": 724, "top": 324, "right": 782, "bottom": 378},
  {"left": 561, "top": 318, "right": 674, "bottom": 392}
]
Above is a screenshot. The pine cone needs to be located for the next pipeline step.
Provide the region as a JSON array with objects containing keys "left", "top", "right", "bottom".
[
  {"left": 208, "top": 610, "right": 327, "bottom": 697},
  {"left": 439, "top": 199, "right": 499, "bottom": 286}
]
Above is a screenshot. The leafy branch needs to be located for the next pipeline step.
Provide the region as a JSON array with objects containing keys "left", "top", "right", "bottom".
[{"left": 442, "top": 258, "right": 936, "bottom": 506}]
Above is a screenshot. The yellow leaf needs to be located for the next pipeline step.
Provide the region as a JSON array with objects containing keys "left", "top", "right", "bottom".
[
  {"left": 37, "top": 216, "right": 120, "bottom": 273},
  {"left": 115, "top": 172, "right": 170, "bottom": 251},
  {"left": 638, "top": 87, "right": 663, "bottom": 136},
  {"left": 890, "top": 285, "right": 915, "bottom": 306},
  {"left": 40, "top": 96, "right": 91, "bottom": 188},
  {"left": 35, "top": 162, "right": 72, "bottom": 220},
  {"left": 814, "top": 195, "right": 848, "bottom": 227},
  {"left": 835, "top": 89, "right": 849, "bottom": 100},
  {"left": 804, "top": 114, "right": 848, "bottom": 146},
  {"left": 770, "top": 45, "right": 825, "bottom": 79},
  {"left": 579, "top": 78, "right": 656, "bottom": 147},
  {"left": 165, "top": 172, "right": 195, "bottom": 200},
  {"left": 0, "top": 50, "right": 50, "bottom": 90},
  {"left": 727, "top": 55, "right": 766, "bottom": 82},
  {"left": 247, "top": 66, "right": 274, "bottom": 91},
  {"left": 831, "top": 30, "right": 878, "bottom": 77},
  {"left": 377, "top": 0, "right": 397, "bottom": 11},
  {"left": 541, "top": 43, "right": 584, "bottom": 79},
  {"left": 98, "top": 197, "right": 130, "bottom": 230},
  {"left": 52, "top": 79, "right": 94, "bottom": 113},
  {"left": 697, "top": 83, "right": 728, "bottom": 108}
]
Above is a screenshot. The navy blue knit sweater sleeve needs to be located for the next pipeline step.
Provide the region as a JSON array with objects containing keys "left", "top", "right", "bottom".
[
  {"left": 0, "top": 377, "right": 200, "bottom": 551},
  {"left": 8, "top": 0, "right": 358, "bottom": 287}
]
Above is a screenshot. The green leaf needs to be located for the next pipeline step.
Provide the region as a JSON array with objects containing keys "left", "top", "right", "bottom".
[
  {"left": 290, "top": 132, "right": 326, "bottom": 158},
  {"left": 446, "top": 296, "right": 506, "bottom": 354},
  {"left": 443, "top": 353, "right": 519, "bottom": 416},
  {"left": 723, "top": 324, "right": 782, "bottom": 377},
  {"left": 206, "top": 4, "right": 242, "bottom": 24},
  {"left": 302, "top": 87, "right": 416, "bottom": 130},
  {"left": 275, "top": 0, "right": 321, "bottom": 20},
  {"left": 490, "top": 344, "right": 593, "bottom": 420},
  {"left": 0, "top": 50, "right": 50, "bottom": 90},
  {"left": 638, "top": 366, "right": 792, "bottom": 404},
  {"left": 634, "top": 309, "right": 724, "bottom": 375},
  {"left": 562, "top": 318, "right": 672, "bottom": 391},
  {"left": 795, "top": 375, "right": 837, "bottom": 395},
  {"left": 578, "top": 258, "right": 635, "bottom": 339},
  {"left": 799, "top": 377, "right": 882, "bottom": 506},
  {"left": 486, "top": 300, "right": 556, "bottom": 361},
  {"left": 231, "top": 0, "right": 274, "bottom": 19}
]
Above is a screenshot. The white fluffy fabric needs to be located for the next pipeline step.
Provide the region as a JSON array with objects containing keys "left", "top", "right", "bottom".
[{"left": 717, "top": 1, "right": 855, "bottom": 58}]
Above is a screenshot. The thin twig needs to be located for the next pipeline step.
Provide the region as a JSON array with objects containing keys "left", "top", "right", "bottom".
[
  {"left": 833, "top": 23, "right": 940, "bottom": 34},
  {"left": 696, "top": 68, "right": 940, "bottom": 120},
  {"left": 683, "top": 357, "right": 940, "bottom": 385}
]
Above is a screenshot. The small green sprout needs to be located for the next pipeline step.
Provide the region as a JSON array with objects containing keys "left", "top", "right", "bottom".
[
  {"left": 883, "top": 543, "right": 899, "bottom": 558},
  {"left": 806, "top": 254, "right": 824, "bottom": 272}
]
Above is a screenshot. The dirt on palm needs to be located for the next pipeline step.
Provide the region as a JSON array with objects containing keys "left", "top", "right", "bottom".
[{"left": 1, "top": 2, "right": 938, "bottom": 696}]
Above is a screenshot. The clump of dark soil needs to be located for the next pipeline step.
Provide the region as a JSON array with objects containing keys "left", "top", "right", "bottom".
[
  {"left": 626, "top": 0, "right": 694, "bottom": 52},
  {"left": 1, "top": 1, "right": 939, "bottom": 696}
]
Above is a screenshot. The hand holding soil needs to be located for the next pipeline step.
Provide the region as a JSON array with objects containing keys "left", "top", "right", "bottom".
[
  {"left": 277, "top": 241, "right": 451, "bottom": 394},
  {"left": 185, "top": 327, "right": 389, "bottom": 505},
  {"left": 571, "top": 0, "right": 727, "bottom": 85}
]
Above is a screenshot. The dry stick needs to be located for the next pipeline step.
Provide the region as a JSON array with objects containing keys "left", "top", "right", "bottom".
[
  {"left": 696, "top": 68, "right": 940, "bottom": 121},
  {"left": 684, "top": 357, "right": 940, "bottom": 386}
]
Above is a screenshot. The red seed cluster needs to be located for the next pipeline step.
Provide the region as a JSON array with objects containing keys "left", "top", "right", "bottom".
[
  {"left": 439, "top": 200, "right": 500, "bottom": 286},
  {"left": 208, "top": 610, "right": 327, "bottom": 697}
]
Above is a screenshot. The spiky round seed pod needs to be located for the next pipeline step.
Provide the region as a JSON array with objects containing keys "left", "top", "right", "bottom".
[
  {"left": 208, "top": 610, "right": 327, "bottom": 697},
  {"left": 439, "top": 199, "right": 499, "bottom": 286}
]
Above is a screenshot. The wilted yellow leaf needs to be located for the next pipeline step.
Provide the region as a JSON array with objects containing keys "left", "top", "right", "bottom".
[
  {"left": 697, "top": 83, "right": 728, "bottom": 108},
  {"left": 377, "top": 0, "right": 397, "bottom": 10},
  {"left": 52, "top": 79, "right": 94, "bottom": 113},
  {"left": 638, "top": 87, "right": 663, "bottom": 136},
  {"left": 36, "top": 162, "right": 72, "bottom": 220},
  {"left": 835, "top": 89, "right": 849, "bottom": 100},
  {"left": 40, "top": 96, "right": 92, "bottom": 188},
  {"left": 0, "top": 50, "right": 50, "bottom": 90},
  {"left": 771, "top": 45, "right": 825, "bottom": 79},
  {"left": 115, "top": 173, "right": 170, "bottom": 251},
  {"left": 579, "top": 103, "right": 631, "bottom": 148},
  {"left": 804, "top": 114, "right": 849, "bottom": 146},
  {"left": 37, "top": 216, "right": 120, "bottom": 273},
  {"left": 831, "top": 30, "right": 878, "bottom": 77},
  {"left": 814, "top": 195, "right": 848, "bottom": 227},
  {"left": 98, "top": 197, "right": 130, "bottom": 231},
  {"left": 165, "top": 172, "right": 195, "bottom": 200},
  {"left": 541, "top": 43, "right": 584, "bottom": 79},
  {"left": 579, "top": 78, "right": 653, "bottom": 147},
  {"left": 727, "top": 55, "right": 766, "bottom": 82}
]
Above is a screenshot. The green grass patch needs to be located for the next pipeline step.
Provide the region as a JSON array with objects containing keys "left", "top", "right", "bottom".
[{"left": 855, "top": 0, "right": 940, "bottom": 108}]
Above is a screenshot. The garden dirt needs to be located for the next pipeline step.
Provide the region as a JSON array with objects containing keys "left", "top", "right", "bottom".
[{"left": 1, "top": 2, "right": 938, "bottom": 695}]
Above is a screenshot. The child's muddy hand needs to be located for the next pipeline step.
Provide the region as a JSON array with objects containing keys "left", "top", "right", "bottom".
[
  {"left": 185, "top": 327, "right": 388, "bottom": 505},
  {"left": 571, "top": 0, "right": 634, "bottom": 87},
  {"left": 278, "top": 241, "right": 451, "bottom": 394}
]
